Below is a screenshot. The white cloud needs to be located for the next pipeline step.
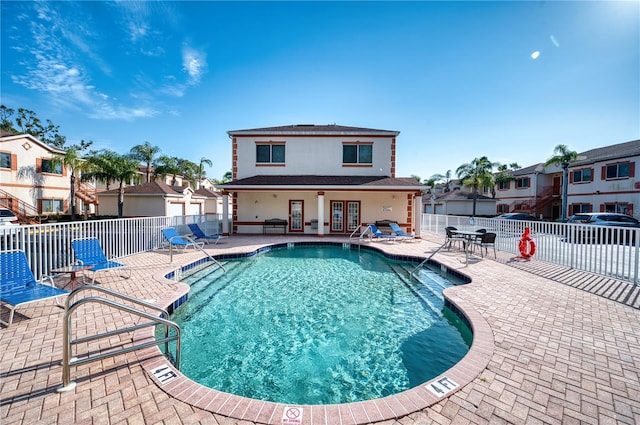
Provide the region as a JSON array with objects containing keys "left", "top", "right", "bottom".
[{"left": 182, "top": 45, "right": 207, "bottom": 84}]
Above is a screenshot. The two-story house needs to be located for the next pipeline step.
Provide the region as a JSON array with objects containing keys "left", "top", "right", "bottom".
[
  {"left": 220, "top": 124, "right": 425, "bottom": 235},
  {"left": 0, "top": 131, "right": 97, "bottom": 221}
]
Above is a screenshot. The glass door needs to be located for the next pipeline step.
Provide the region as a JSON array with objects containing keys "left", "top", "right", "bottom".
[
  {"left": 289, "top": 200, "right": 303, "bottom": 232},
  {"left": 330, "top": 201, "right": 360, "bottom": 233},
  {"left": 331, "top": 201, "right": 344, "bottom": 232}
]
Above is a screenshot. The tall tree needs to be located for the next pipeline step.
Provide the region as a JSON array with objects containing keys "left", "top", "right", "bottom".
[
  {"left": 545, "top": 144, "right": 579, "bottom": 221},
  {"left": 130, "top": 141, "right": 160, "bottom": 183},
  {"left": 456, "top": 156, "right": 496, "bottom": 217},
  {"left": 492, "top": 163, "right": 520, "bottom": 198},
  {"left": 198, "top": 157, "right": 213, "bottom": 184},
  {"left": 1, "top": 105, "right": 67, "bottom": 146},
  {"left": 111, "top": 154, "right": 141, "bottom": 218},
  {"left": 429, "top": 170, "right": 453, "bottom": 192},
  {"left": 52, "top": 140, "right": 93, "bottom": 220},
  {"left": 153, "top": 155, "right": 181, "bottom": 185}
]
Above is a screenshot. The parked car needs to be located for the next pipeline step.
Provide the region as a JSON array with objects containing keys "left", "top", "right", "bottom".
[
  {"left": 495, "top": 213, "right": 541, "bottom": 221},
  {"left": 0, "top": 208, "right": 20, "bottom": 228},
  {"left": 493, "top": 212, "right": 541, "bottom": 235},
  {"left": 567, "top": 213, "right": 640, "bottom": 244}
]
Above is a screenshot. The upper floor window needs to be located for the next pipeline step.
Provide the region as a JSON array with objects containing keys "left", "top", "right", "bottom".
[
  {"left": 497, "top": 181, "right": 509, "bottom": 190},
  {"left": 515, "top": 177, "right": 530, "bottom": 189},
  {"left": 343, "top": 142, "right": 372, "bottom": 165},
  {"left": 497, "top": 204, "right": 508, "bottom": 213},
  {"left": 41, "top": 159, "right": 63, "bottom": 174},
  {"left": 0, "top": 152, "right": 11, "bottom": 169},
  {"left": 572, "top": 168, "right": 592, "bottom": 183},
  {"left": 604, "top": 162, "right": 630, "bottom": 179},
  {"left": 256, "top": 143, "right": 285, "bottom": 164}
]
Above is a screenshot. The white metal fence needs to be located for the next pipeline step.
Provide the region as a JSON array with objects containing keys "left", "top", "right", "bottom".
[
  {"left": 0, "top": 214, "right": 225, "bottom": 280},
  {"left": 421, "top": 214, "right": 640, "bottom": 284}
]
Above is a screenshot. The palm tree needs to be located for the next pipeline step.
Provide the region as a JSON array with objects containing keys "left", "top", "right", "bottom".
[
  {"left": 456, "top": 156, "right": 496, "bottom": 217},
  {"left": 130, "top": 141, "right": 160, "bottom": 183},
  {"left": 153, "top": 155, "right": 182, "bottom": 185},
  {"left": 198, "top": 157, "right": 213, "bottom": 186},
  {"left": 86, "top": 149, "right": 120, "bottom": 190},
  {"left": 52, "top": 142, "right": 93, "bottom": 220},
  {"left": 545, "top": 144, "right": 579, "bottom": 221},
  {"left": 492, "top": 163, "right": 520, "bottom": 198},
  {"left": 429, "top": 170, "right": 453, "bottom": 192}
]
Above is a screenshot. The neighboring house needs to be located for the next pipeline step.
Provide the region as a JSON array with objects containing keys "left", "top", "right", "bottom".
[
  {"left": 423, "top": 189, "right": 496, "bottom": 216},
  {"left": 96, "top": 181, "right": 209, "bottom": 217},
  {"left": 487, "top": 139, "right": 639, "bottom": 220},
  {"left": 0, "top": 131, "right": 97, "bottom": 221},
  {"left": 221, "top": 124, "right": 425, "bottom": 235}
]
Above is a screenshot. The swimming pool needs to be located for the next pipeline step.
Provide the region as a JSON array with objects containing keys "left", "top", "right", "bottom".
[{"left": 166, "top": 243, "right": 472, "bottom": 405}]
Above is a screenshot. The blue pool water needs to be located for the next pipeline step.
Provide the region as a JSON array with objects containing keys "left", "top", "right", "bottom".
[{"left": 167, "top": 244, "right": 471, "bottom": 405}]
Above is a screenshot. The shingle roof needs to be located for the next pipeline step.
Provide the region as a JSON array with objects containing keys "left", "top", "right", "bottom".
[
  {"left": 574, "top": 139, "right": 640, "bottom": 165},
  {"left": 227, "top": 124, "right": 399, "bottom": 137},
  {"left": 429, "top": 190, "right": 494, "bottom": 201},
  {"left": 194, "top": 188, "right": 221, "bottom": 198},
  {"left": 98, "top": 181, "right": 184, "bottom": 196},
  {"left": 221, "top": 175, "right": 424, "bottom": 188}
]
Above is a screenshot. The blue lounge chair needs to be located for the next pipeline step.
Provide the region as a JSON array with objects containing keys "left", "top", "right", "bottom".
[
  {"left": 367, "top": 224, "right": 399, "bottom": 242},
  {"left": 71, "top": 238, "right": 131, "bottom": 284},
  {"left": 389, "top": 223, "right": 416, "bottom": 240},
  {"left": 188, "top": 223, "right": 227, "bottom": 245},
  {"left": 1, "top": 250, "right": 68, "bottom": 326},
  {"left": 161, "top": 228, "right": 204, "bottom": 251}
]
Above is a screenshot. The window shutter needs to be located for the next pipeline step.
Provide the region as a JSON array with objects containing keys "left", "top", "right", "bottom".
[
  {"left": 629, "top": 161, "right": 635, "bottom": 178},
  {"left": 601, "top": 166, "right": 606, "bottom": 180},
  {"left": 590, "top": 168, "right": 594, "bottom": 182},
  {"left": 62, "top": 165, "right": 67, "bottom": 177},
  {"left": 569, "top": 172, "right": 574, "bottom": 183},
  {"left": 588, "top": 204, "right": 593, "bottom": 213},
  {"left": 36, "top": 158, "right": 42, "bottom": 173},
  {"left": 526, "top": 177, "right": 530, "bottom": 187},
  {"left": 600, "top": 204, "right": 605, "bottom": 212},
  {"left": 63, "top": 199, "right": 69, "bottom": 213},
  {"left": 37, "top": 199, "right": 42, "bottom": 214},
  {"left": 11, "top": 154, "right": 17, "bottom": 171}
]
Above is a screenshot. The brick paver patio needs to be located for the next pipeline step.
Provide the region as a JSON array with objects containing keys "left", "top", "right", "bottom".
[{"left": 2, "top": 234, "right": 639, "bottom": 424}]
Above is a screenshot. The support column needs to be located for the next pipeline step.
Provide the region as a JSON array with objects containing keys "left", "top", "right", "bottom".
[
  {"left": 222, "top": 191, "right": 230, "bottom": 235},
  {"left": 317, "top": 192, "right": 325, "bottom": 237},
  {"left": 413, "top": 193, "right": 421, "bottom": 238}
]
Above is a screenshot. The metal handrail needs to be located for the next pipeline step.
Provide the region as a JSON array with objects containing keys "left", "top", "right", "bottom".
[
  {"left": 410, "top": 239, "right": 449, "bottom": 278},
  {"left": 57, "top": 287, "right": 181, "bottom": 392},
  {"left": 349, "top": 224, "right": 370, "bottom": 241},
  {"left": 167, "top": 235, "right": 226, "bottom": 273}
]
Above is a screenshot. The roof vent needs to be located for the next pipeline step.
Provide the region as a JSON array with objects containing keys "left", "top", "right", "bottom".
[{"left": 294, "top": 124, "right": 315, "bottom": 127}]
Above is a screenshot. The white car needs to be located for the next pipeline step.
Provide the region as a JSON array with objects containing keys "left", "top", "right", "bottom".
[{"left": 0, "top": 208, "right": 20, "bottom": 228}]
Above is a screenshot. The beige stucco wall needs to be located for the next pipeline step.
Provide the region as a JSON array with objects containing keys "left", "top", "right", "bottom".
[
  {"left": 97, "top": 195, "right": 170, "bottom": 217},
  {"left": 234, "top": 136, "right": 393, "bottom": 179},
  {"left": 234, "top": 190, "right": 418, "bottom": 234},
  {"left": 1, "top": 135, "right": 70, "bottom": 212}
]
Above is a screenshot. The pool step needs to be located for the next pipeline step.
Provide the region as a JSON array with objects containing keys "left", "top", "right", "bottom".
[{"left": 388, "top": 264, "right": 443, "bottom": 317}]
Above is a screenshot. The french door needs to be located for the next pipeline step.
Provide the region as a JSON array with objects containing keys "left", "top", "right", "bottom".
[
  {"left": 289, "top": 200, "right": 304, "bottom": 232},
  {"left": 330, "top": 201, "right": 360, "bottom": 233}
]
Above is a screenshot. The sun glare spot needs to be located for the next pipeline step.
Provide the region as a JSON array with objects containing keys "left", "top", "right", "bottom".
[{"left": 531, "top": 51, "right": 540, "bottom": 60}]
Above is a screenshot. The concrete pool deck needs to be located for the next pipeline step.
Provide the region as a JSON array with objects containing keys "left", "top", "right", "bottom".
[{"left": 1, "top": 234, "right": 639, "bottom": 424}]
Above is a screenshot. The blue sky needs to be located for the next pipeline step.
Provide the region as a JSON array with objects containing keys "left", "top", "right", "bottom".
[{"left": 2, "top": 1, "right": 638, "bottom": 181}]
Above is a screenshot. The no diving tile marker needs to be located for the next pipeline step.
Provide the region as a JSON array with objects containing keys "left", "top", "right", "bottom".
[
  {"left": 281, "top": 406, "right": 303, "bottom": 424},
  {"left": 151, "top": 364, "right": 178, "bottom": 385},
  {"left": 426, "top": 376, "right": 459, "bottom": 397}
]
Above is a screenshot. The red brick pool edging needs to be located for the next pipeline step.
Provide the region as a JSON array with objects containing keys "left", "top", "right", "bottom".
[{"left": 134, "top": 253, "right": 495, "bottom": 425}]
